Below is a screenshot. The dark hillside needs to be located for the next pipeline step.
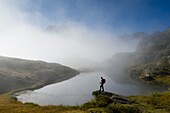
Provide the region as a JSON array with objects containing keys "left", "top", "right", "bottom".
[{"left": 0, "top": 56, "right": 79, "bottom": 94}]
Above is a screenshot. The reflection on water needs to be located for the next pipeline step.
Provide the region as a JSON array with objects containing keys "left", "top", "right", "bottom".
[{"left": 16, "top": 72, "right": 150, "bottom": 106}]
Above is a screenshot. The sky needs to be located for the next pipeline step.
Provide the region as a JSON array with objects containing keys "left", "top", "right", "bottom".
[
  {"left": 0, "top": 0, "right": 170, "bottom": 68},
  {"left": 14, "top": 0, "right": 170, "bottom": 34}
]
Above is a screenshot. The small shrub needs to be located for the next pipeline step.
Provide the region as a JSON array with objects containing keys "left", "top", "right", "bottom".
[
  {"left": 24, "top": 102, "right": 39, "bottom": 107},
  {"left": 95, "top": 101, "right": 108, "bottom": 107},
  {"left": 10, "top": 96, "right": 17, "bottom": 101},
  {"left": 81, "top": 94, "right": 112, "bottom": 110},
  {"left": 95, "top": 95, "right": 112, "bottom": 107},
  {"left": 81, "top": 101, "right": 97, "bottom": 110},
  {"left": 96, "top": 95, "right": 112, "bottom": 103},
  {"left": 147, "top": 93, "right": 161, "bottom": 106},
  {"left": 105, "top": 104, "right": 142, "bottom": 113}
]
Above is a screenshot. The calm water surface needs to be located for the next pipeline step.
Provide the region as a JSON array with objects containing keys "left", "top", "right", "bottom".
[{"left": 16, "top": 72, "right": 150, "bottom": 106}]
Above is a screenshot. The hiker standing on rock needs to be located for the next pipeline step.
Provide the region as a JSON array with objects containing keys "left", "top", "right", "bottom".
[{"left": 99, "top": 77, "right": 106, "bottom": 92}]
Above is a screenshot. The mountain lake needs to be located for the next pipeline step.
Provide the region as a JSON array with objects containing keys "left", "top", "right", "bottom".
[{"left": 16, "top": 72, "right": 153, "bottom": 106}]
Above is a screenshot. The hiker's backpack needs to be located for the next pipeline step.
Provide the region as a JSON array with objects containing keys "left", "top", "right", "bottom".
[{"left": 102, "top": 79, "right": 106, "bottom": 84}]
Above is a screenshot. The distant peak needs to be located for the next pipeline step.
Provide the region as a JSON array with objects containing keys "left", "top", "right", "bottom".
[
  {"left": 164, "top": 27, "right": 170, "bottom": 36},
  {"left": 151, "top": 31, "right": 162, "bottom": 36},
  {"left": 132, "top": 32, "right": 147, "bottom": 37},
  {"left": 165, "top": 27, "right": 170, "bottom": 33},
  {"left": 167, "top": 27, "right": 170, "bottom": 31},
  {"left": 120, "top": 32, "right": 147, "bottom": 40}
]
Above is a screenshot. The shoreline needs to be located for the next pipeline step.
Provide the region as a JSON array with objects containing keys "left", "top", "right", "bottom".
[{"left": 10, "top": 73, "right": 79, "bottom": 100}]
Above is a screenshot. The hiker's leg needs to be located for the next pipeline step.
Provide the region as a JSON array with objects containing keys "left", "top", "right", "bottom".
[
  {"left": 101, "top": 84, "right": 104, "bottom": 92},
  {"left": 99, "top": 84, "right": 102, "bottom": 91},
  {"left": 102, "top": 85, "right": 104, "bottom": 92}
]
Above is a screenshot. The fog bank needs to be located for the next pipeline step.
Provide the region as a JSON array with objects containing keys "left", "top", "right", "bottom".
[{"left": 0, "top": 1, "right": 142, "bottom": 69}]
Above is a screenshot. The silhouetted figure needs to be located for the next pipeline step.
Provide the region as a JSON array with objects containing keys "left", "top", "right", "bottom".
[{"left": 99, "top": 77, "right": 106, "bottom": 92}]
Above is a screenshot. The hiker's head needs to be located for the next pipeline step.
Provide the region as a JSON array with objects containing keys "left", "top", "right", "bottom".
[{"left": 101, "top": 77, "right": 103, "bottom": 79}]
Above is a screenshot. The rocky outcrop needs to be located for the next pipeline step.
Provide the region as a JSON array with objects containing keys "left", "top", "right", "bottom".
[{"left": 92, "top": 91, "right": 136, "bottom": 104}]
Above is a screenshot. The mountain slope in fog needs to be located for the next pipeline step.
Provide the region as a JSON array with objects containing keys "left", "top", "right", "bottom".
[
  {"left": 130, "top": 28, "right": 170, "bottom": 82},
  {"left": 104, "top": 28, "right": 170, "bottom": 85},
  {"left": 0, "top": 56, "right": 79, "bottom": 94}
]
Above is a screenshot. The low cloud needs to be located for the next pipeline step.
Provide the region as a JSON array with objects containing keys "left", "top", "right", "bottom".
[{"left": 0, "top": 1, "right": 141, "bottom": 69}]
